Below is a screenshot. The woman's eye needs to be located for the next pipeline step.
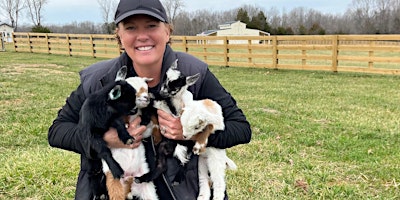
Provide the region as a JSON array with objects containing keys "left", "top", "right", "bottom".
[
  {"left": 148, "top": 24, "right": 158, "bottom": 29},
  {"left": 125, "top": 26, "right": 136, "bottom": 30}
]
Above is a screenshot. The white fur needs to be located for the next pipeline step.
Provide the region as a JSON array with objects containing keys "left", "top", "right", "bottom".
[
  {"left": 181, "top": 99, "right": 237, "bottom": 200},
  {"left": 197, "top": 147, "right": 237, "bottom": 200},
  {"left": 102, "top": 76, "right": 158, "bottom": 200},
  {"left": 153, "top": 60, "right": 200, "bottom": 165}
]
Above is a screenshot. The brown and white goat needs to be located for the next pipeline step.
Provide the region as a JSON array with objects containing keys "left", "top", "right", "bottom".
[{"left": 180, "top": 99, "right": 237, "bottom": 200}]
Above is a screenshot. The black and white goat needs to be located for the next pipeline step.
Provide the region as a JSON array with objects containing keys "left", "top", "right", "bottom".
[
  {"left": 79, "top": 66, "right": 137, "bottom": 177},
  {"left": 77, "top": 66, "right": 138, "bottom": 198},
  {"left": 153, "top": 59, "right": 200, "bottom": 164},
  {"left": 132, "top": 59, "right": 200, "bottom": 187},
  {"left": 180, "top": 99, "right": 237, "bottom": 200},
  {"left": 102, "top": 76, "right": 160, "bottom": 200}
]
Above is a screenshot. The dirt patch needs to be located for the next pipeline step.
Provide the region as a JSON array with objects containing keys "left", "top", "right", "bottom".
[{"left": 0, "top": 63, "right": 72, "bottom": 75}]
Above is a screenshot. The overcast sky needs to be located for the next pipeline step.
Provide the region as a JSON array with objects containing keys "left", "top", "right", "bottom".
[{"left": 2, "top": 0, "right": 353, "bottom": 25}]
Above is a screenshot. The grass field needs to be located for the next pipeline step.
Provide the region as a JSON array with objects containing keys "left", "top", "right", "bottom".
[{"left": 0, "top": 51, "right": 399, "bottom": 199}]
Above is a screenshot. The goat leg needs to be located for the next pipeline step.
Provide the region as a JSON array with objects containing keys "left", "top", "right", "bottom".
[
  {"left": 92, "top": 137, "right": 125, "bottom": 179},
  {"left": 112, "top": 118, "right": 135, "bottom": 145},
  {"left": 135, "top": 140, "right": 176, "bottom": 183}
]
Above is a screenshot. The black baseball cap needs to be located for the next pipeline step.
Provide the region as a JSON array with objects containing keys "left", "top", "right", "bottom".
[{"left": 114, "top": 0, "right": 168, "bottom": 24}]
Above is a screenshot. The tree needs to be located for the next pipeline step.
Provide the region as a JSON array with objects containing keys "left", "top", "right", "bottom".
[
  {"left": 298, "top": 25, "right": 307, "bottom": 35},
  {"left": 248, "top": 11, "right": 269, "bottom": 32},
  {"left": 349, "top": 0, "right": 377, "bottom": 33},
  {"left": 162, "top": 0, "right": 184, "bottom": 26},
  {"left": 308, "top": 23, "right": 325, "bottom": 35},
  {"left": 0, "top": 0, "right": 25, "bottom": 30},
  {"left": 97, "top": 0, "right": 118, "bottom": 34},
  {"left": 236, "top": 8, "right": 250, "bottom": 24},
  {"left": 25, "top": 0, "right": 48, "bottom": 26}
]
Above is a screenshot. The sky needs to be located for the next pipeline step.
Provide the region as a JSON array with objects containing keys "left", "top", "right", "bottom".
[{"left": 1, "top": 0, "right": 353, "bottom": 25}]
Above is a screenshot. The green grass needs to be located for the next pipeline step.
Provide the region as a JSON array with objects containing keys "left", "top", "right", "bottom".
[{"left": 1, "top": 51, "right": 400, "bottom": 199}]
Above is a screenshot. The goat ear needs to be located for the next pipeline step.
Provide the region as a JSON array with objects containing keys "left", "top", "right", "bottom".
[
  {"left": 171, "top": 59, "right": 178, "bottom": 70},
  {"left": 186, "top": 73, "right": 200, "bottom": 86},
  {"left": 115, "top": 66, "right": 128, "bottom": 81},
  {"left": 109, "top": 85, "right": 122, "bottom": 100},
  {"left": 198, "top": 119, "right": 206, "bottom": 128}
]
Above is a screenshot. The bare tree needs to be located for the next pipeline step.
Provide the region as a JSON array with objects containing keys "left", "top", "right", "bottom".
[
  {"left": 0, "top": 0, "right": 25, "bottom": 30},
  {"left": 25, "top": 0, "right": 48, "bottom": 26},
  {"left": 349, "top": 0, "right": 378, "bottom": 33},
  {"left": 97, "top": 0, "right": 116, "bottom": 23},
  {"left": 162, "top": 0, "right": 184, "bottom": 26},
  {"left": 97, "top": 0, "right": 118, "bottom": 33}
]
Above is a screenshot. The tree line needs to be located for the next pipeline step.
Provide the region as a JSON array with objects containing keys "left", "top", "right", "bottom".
[{"left": 2, "top": 0, "right": 400, "bottom": 35}]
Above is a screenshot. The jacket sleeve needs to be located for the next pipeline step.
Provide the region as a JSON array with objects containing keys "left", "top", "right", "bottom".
[
  {"left": 197, "top": 69, "right": 252, "bottom": 149},
  {"left": 48, "top": 84, "right": 94, "bottom": 159}
]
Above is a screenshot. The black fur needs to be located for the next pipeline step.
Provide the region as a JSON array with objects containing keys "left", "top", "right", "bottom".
[{"left": 78, "top": 66, "right": 138, "bottom": 198}]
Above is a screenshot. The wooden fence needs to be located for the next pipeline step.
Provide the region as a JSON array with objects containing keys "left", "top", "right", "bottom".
[{"left": 12, "top": 32, "right": 400, "bottom": 75}]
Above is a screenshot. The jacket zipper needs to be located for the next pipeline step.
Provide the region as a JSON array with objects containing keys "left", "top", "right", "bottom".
[{"left": 151, "top": 135, "right": 177, "bottom": 200}]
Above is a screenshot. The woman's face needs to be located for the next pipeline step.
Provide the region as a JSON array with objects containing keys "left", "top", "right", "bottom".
[{"left": 117, "top": 15, "right": 170, "bottom": 68}]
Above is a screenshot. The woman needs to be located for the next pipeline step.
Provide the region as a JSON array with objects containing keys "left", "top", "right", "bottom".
[{"left": 48, "top": 0, "right": 251, "bottom": 199}]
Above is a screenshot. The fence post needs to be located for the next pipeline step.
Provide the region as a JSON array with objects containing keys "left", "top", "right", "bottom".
[
  {"left": 272, "top": 36, "right": 278, "bottom": 69},
  {"left": 12, "top": 33, "right": 17, "bottom": 52},
  {"left": 66, "top": 34, "right": 71, "bottom": 56},
  {"left": 46, "top": 33, "right": 50, "bottom": 54},
  {"left": 248, "top": 39, "right": 252, "bottom": 65},
  {"left": 368, "top": 40, "right": 375, "bottom": 69},
  {"left": 90, "top": 34, "right": 95, "bottom": 58},
  {"left": 203, "top": 38, "right": 207, "bottom": 62},
  {"left": 0, "top": 33, "right": 4, "bottom": 51},
  {"left": 28, "top": 33, "right": 33, "bottom": 53},
  {"left": 183, "top": 36, "right": 188, "bottom": 53},
  {"left": 331, "top": 35, "right": 338, "bottom": 72},
  {"left": 302, "top": 39, "right": 307, "bottom": 66},
  {"left": 224, "top": 36, "right": 229, "bottom": 67}
]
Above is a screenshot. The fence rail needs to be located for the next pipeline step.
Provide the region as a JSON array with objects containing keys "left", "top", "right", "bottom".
[{"left": 12, "top": 32, "right": 400, "bottom": 75}]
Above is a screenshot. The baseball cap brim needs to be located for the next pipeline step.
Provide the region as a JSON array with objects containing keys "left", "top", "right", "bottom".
[{"left": 115, "top": 9, "right": 167, "bottom": 24}]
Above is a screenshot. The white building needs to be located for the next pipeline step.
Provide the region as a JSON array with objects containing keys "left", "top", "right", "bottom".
[
  {"left": 0, "top": 23, "right": 14, "bottom": 43},
  {"left": 197, "top": 21, "right": 270, "bottom": 44}
]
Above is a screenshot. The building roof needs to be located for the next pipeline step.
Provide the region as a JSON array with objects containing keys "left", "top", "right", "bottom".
[
  {"left": 197, "top": 29, "right": 218, "bottom": 36},
  {"left": 197, "top": 21, "right": 270, "bottom": 36},
  {"left": 0, "top": 23, "right": 13, "bottom": 28}
]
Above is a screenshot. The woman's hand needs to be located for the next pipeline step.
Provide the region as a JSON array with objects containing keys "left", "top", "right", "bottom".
[
  {"left": 103, "top": 117, "right": 147, "bottom": 149},
  {"left": 157, "top": 109, "right": 184, "bottom": 140}
]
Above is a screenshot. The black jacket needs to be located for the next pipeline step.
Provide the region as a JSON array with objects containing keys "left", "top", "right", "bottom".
[{"left": 48, "top": 45, "right": 251, "bottom": 200}]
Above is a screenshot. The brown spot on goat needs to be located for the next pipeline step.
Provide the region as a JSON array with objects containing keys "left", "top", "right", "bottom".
[
  {"left": 105, "top": 172, "right": 130, "bottom": 200},
  {"left": 151, "top": 115, "right": 162, "bottom": 145},
  {"left": 191, "top": 124, "right": 214, "bottom": 153}
]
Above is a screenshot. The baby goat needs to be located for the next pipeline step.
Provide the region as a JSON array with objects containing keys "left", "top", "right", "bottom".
[
  {"left": 78, "top": 66, "right": 138, "bottom": 199},
  {"left": 102, "top": 76, "right": 160, "bottom": 200},
  {"left": 134, "top": 59, "right": 200, "bottom": 185},
  {"left": 180, "top": 99, "right": 237, "bottom": 200},
  {"left": 79, "top": 66, "right": 137, "bottom": 178},
  {"left": 153, "top": 59, "right": 200, "bottom": 163}
]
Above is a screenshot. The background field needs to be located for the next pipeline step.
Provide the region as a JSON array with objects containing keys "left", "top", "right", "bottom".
[{"left": 0, "top": 51, "right": 399, "bottom": 199}]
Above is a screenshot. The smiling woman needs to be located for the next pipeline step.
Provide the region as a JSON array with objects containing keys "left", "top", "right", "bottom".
[{"left": 47, "top": 0, "right": 251, "bottom": 199}]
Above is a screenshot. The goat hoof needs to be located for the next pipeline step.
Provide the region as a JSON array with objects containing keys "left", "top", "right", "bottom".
[
  {"left": 126, "top": 138, "right": 134, "bottom": 145},
  {"left": 193, "top": 148, "right": 200, "bottom": 155}
]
